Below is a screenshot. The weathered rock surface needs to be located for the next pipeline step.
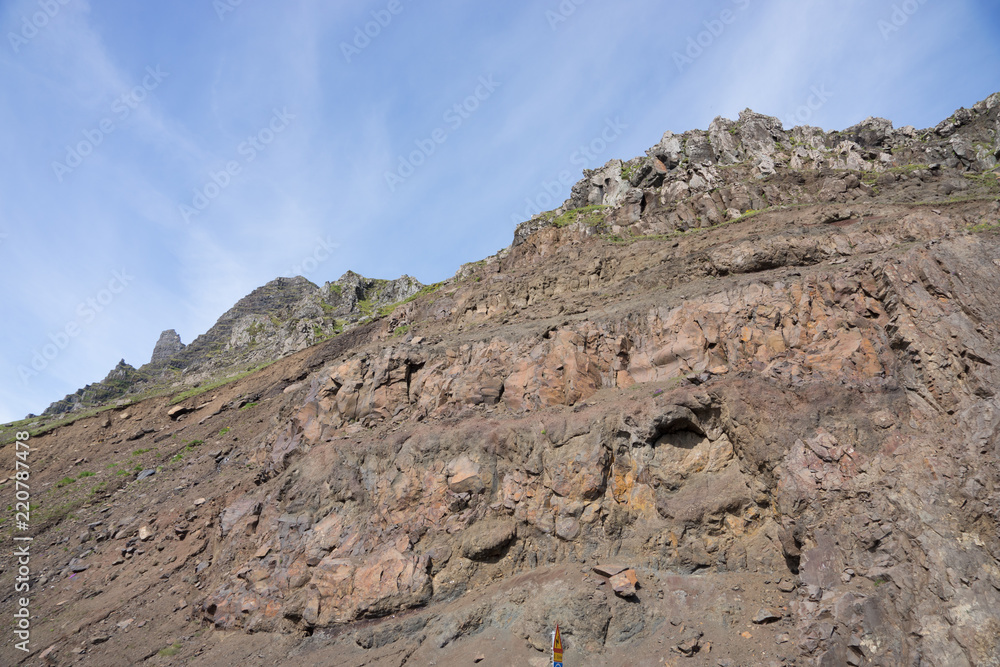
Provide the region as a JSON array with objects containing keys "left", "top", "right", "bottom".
[
  {"left": 609, "top": 569, "right": 638, "bottom": 597},
  {"left": 3, "top": 92, "right": 1000, "bottom": 667},
  {"left": 41, "top": 273, "right": 427, "bottom": 416},
  {"left": 150, "top": 329, "right": 185, "bottom": 363}
]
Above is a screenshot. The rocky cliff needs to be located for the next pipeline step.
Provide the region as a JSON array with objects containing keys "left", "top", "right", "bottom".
[
  {"left": 38, "top": 272, "right": 426, "bottom": 417},
  {"left": 150, "top": 330, "right": 185, "bottom": 364},
  {"left": 2, "top": 92, "right": 1000, "bottom": 667}
]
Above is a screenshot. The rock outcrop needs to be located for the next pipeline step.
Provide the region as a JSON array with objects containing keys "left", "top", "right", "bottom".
[
  {"left": 150, "top": 329, "right": 185, "bottom": 363},
  {"left": 41, "top": 273, "right": 427, "bottom": 416},
  {"left": 4, "top": 92, "right": 1000, "bottom": 667},
  {"left": 39, "top": 359, "right": 150, "bottom": 415}
]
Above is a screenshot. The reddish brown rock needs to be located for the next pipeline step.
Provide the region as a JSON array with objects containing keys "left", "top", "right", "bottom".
[
  {"left": 593, "top": 564, "right": 629, "bottom": 577},
  {"left": 610, "top": 569, "right": 638, "bottom": 597},
  {"left": 447, "top": 456, "right": 486, "bottom": 494},
  {"left": 9, "top": 94, "right": 1000, "bottom": 667}
]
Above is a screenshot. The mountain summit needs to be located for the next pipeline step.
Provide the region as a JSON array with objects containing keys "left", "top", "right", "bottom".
[{"left": 40, "top": 273, "right": 426, "bottom": 416}]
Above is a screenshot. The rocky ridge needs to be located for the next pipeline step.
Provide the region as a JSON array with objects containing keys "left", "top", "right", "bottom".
[
  {"left": 1, "top": 92, "right": 999, "bottom": 666},
  {"left": 38, "top": 272, "right": 426, "bottom": 417}
]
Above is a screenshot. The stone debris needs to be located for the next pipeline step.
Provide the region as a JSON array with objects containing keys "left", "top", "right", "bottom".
[
  {"left": 167, "top": 405, "right": 191, "bottom": 419},
  {"left": 777, "top": 579, "right": 796, "bottom": 593},
  {"left": 592, "top": 564, "right": 629, "bottom": 577},
  {"left": 38, "top": 645, "right": 57, "bottom": 663},
  {"left": 609, "top": 569, "right": 639, "bottom": 597},
  {"left": 676, "top": 630, "right": 703, "bottom": 656},
  {"left": 752, "top": 608, "right": 782, "bottom": 624}
]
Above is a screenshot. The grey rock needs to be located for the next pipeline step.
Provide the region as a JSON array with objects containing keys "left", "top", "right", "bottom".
[
  {"left": 150, "top": 329, "right": 185, "bottom": 363},
  {"left": 676, "top": 630, "right": 703, "bottom": 656},
  {"left": 426, "top": 545, "right": 452, "bottom": 575},
  {"left": 736, "top": 108, "right": 786, "bottom": 158},
  {"left": 843, "top": 116, "right": 894, "bottom": 147},
  {"left": 555, "top": 516, "right": 580, "bottom": 541},
  {"left": 708, "top": 116, "right": 741, "bottom": 164},
  {"left": 753, "top": 608, "right": 782, "bottom": 624},
  {"left": 685, "top": 132, "right": 716, "bottom": 165},
  {"left": 777, "top": 578, "right": 797, "bottom": 592},
  {"left": 647, "top": 130, "right": 685, "bottom": 169}
]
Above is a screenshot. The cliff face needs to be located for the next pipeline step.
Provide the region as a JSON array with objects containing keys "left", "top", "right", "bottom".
[{"left": 3, "top": 93, "right": 1000, "bottom": 667}]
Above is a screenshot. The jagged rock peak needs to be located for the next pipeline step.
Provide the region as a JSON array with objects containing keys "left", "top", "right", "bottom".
[
  {"left": 216, "top": 276, "right": 320, "bottom": 324},
  {"left": 150, "top": 329, "right": 185, "bottom": 364},
  {"left": 549, "top": 90, "right": 1000, "bottom": 220},
  {"left": 323, "top": 271, "right": 423, "bottom": 307},
  {"left": 102, "top": 359, "right": 138, "bottom": 383}
]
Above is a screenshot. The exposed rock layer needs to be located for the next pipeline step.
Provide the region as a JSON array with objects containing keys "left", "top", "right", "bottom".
[{"left": 3, "top": 93, "right": 1000, "bottom": 666}]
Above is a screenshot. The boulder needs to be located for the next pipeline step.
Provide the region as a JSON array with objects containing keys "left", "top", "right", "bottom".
[
  {"left": 447, "top": 456, "right": 486, "bottom": 494},
  {"left": 752, "top": 608, "right": 782, "bottom": 624},
  {"left": 593, "top": 563, "right": 629, "bottom": 577},
  {"left": 167, "top": 405, "right": 192, "bottom": 420},
  {"left": 460, "top": 521, "right": 517, "bottom": 560},
  {"left": 609, "top": 569, "right": 638, "bottom": 597}
]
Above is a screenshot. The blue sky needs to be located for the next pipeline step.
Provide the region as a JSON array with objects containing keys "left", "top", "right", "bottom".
[{"left": 1, "top": 0, "right": 998, "bottom": 422}]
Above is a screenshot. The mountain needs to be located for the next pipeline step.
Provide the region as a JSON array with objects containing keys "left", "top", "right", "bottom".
[
  {"left": 1, "top": 92, "right": 999, "bottom": 666},
  {"left": 39, "top": 272, "right": 427, "bottom": 416}
]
